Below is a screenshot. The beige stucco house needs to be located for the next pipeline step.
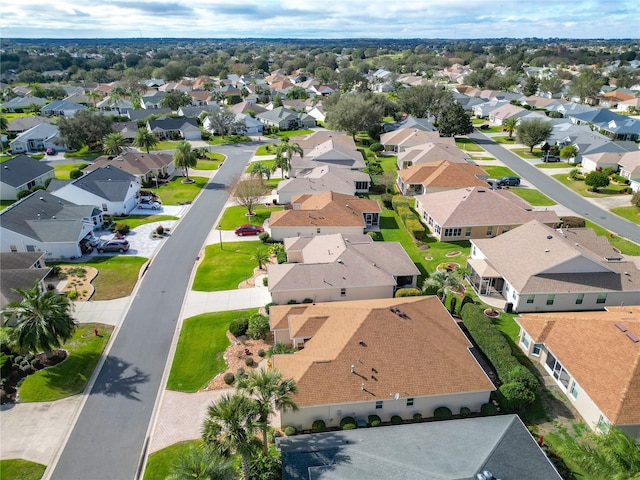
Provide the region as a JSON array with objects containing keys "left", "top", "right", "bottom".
[
  {"left": 396, "top": 160, "right": 489, "bottom": 196},
  {"left": 270, "top": 297, "right": 495, "bottom": 430},
  {"left": 396, "top": 142, "right": 469, "bottom": 169},
  {"left": 276, "top": 165, "right": 370, "bottom": 204},
  {"left": 288, "top": 131, "right": 365, "bottom": 177},
  {"left": 380, "top": 128, "right": 451, "bottom": 153}
]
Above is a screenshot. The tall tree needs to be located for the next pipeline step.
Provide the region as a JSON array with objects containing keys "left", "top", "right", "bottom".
[
  {"left": 202, "top": 393, "right": 261, "bottom": 480},
  {"left": 0, "top": 115, "right": 7, "bottom": 153},
  {"left": 516, "top": 118, "right": 553, "bottom": 153},
  {"left": 421, "top": 270, "right": 464, "bottom": 300},
  {"left": 522, "top": 76, "right": 539, "bottom": 96},
  {"left": 539, "top": 76, "right": 564, "bottom": 96},
  {"left": 160, "top": 90, "right": 192, "bottom": 111},
  {"left": 569, "top": 70, "right": 605, "bottom": 103},
  {"left": 86, "top": 90, "right": 102, "bottom": 108},
  {"left": 236, "top": 369, "right": 298, "bottom": 451},
  {"left": 58, "top": 110, "right": 114, "bottom": 151},
  {"left": 6, "top": 282, "right": 76, "bottom": 358},
  {"left": 396, "top": 84, "right": 453, "bottom": 121},
  {"left": 206, "top": 109, "right": 246, "bottom": 138},
  {"left": 173, "top": 140, "right": 198, "bottom": 182},
  {"left": 249, "top": 162, "right": 271, "bottom": 184},
  {"left": 102, "top": 132, "right": 127, "bottom": 156},
  {"left": 436, "top": 103, "right": 473, "bottom": 137},
  {"left": 167, "top": 444, "right": 237, "bottom": 480},
  {"left": 326, "top": 93, "right": 383, "bottom": 141},
  {"left": 234, "top": 178, "right": 264, "bottom": 216},
  {"left": 502, "top": 117, "right": 518, "bottom": 138},
  {"left": 275, "top": 140, "right": 303, "bottom": 175},
  {"left": 133, "top": 128, "right": 158, "bottom": 154}
]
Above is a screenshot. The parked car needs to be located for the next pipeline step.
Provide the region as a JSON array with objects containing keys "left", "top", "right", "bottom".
[
  {"left": 45, "top": 147, "right": 56, "bottom": 155},
  {"left": 497, "top": 176, "right": 521, "bottom": 187},
  {"left": 97, "top": 239, "right": 130, "bottom": 253},
  {"left": 138, "top": 200, "right": 162, "bottom": 210},
  {"left": 234, "top": 224, "right": 264, "bottom": 236}
]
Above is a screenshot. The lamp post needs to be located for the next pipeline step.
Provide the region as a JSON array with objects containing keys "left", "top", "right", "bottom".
[{"left": 218, "top": 225, "right": 223, "bottom": 250}]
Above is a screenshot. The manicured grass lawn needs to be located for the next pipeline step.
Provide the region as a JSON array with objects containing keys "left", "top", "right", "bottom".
[
  {"left": 610, "top": 205, "right": 640, "bottom": 225},
  {"left": 0, "top": 459, "right": 46, "bottom": 480},
  {"left": 481, "top": 165, "right": 518, "bottom": 178},
  {"left": 511, "top": 148, "right": 544, "bottom": 159},
  {"left": 64, "top": 146, "right": 103, "bottom": 159},
  {"left": 491, "top": 135, "right": 517, "bottom": 145},
  {"left": 508, "top": 188, "right": 556, "bottom": 206},
  {"left": 195, "top": 152, "right": 224, "bottom": 170},
  {"left": 274, "top": 129, "right": 313, "bottom": 139},
  {"left": 535, "top": 161, "right": 574, "bottom": 169},
  {"left": 1, "top": 200, "right": 15, "bottom": 210},
  {"left": 472, "top": 156, "right": 496, "bottom": 160},
  {"left": 193, "top": 241, "right": 262, "bottom": 291},
  {"left": 245, "top": 159, "right": 275, "bottom": 172},
  {"left": 455, "top": 138, "right": 484, "bottom": 152},
  {"left": 552, "top": 174, "right": 629, "bottom": 197},
  {"left": 143, "top": 440, "right": 202, "bottom": 480},
  {"left": 52, "top": 162, "right": 90, "bottom": 179},
  {"left": 19, "top": 323, "right": 113, "bottom": 402},
  {"left": 150, "top": 176, "right": 207, "bottom": 205},
  {"left": 255, "top": 144, "right": 276, "bottom": 156},
  {"left": 112, "top": 214, "right": 178, "bottom": 229},
  {"left": 376, "top": 154, "right": 398, "bottom": 173},
  {"left": 167, "top": 309, "right": 256, "bottom": 391},
  {"left": 217, "top": 205, "right": 282, "bottom": 230},
  {"left": 475, "top": 125, "right": 504, "bottom": 133},
  {"left": 151, "top": 140, "right": 181, "bottom": 151},
  {"left": 585, "top": 220, "right": 640, "bottom": 256}
]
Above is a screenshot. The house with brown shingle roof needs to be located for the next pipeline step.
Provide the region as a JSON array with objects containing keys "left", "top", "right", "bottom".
[
  {"left": 270, "top": 296, "right": 495, "bottom": 430},
  {"left": 86, "top": 152, "right": 175, "bottom": 184},
  {"left": 380, "top": 128, "right": 451, "bottom": 153},
  {"left": 269, "top": 192, "right": 380, "bottom": 241},
  {"left": 396, "top": 160, "right": 488, "bottom": 196},
  {"left": 267, "top": 233, "right": 419, "bottom": 304},
  {"left": 617, "top": 151, "right": 640, "bottom": 192},
  {"left": 516, "top": 306, "right": 640, "bottom": 438},
  {"left": 276, "top": 165, "right": 370, "bottom": 204},
  {"left": 415, "top": 187, "right": 559, "bottom": 241},
  {"left": 467, "top": 220, "right": 640, "bottom": 312},
  {"left": 397, "top": 142, "right": 470, "bottom": 169},
  {"left": 287, "top": 131, "right": 365, "bottom": 176}
]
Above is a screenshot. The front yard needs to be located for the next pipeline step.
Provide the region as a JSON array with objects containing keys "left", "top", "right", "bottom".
[
  {"left": 552, "top": 173, "right": 630, "bottom": 197},
  {"left": 110, "top": 214, "right": 178, "bottom": 230},
  {"left": 148, "top": 176, "right": 208, "bottom": 205},
  {"left": 481, "top": 165, "right": 518, "bottom": 179},
  {"left": 508, "top": 188, "right": 557, "bottom": 206},
  {"left": 610, "top": 205, "right": 640, "bottom": 225},
  {"left": 455, "top": 138, "right": 484, "bottom": 152},
  {"left": 192, "top": 241, "right": 263, "bottom": 291},
  {"left": 217, "top": 204, "right": 282, "bottom": 230}
]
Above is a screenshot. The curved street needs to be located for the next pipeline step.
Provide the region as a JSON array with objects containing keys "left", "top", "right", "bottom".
[
  {"left": 468, "top": 131, "right": 640, "bottom": 245},
  {"left": 49, "top": 144, "right": 255, "bottom": 480}
]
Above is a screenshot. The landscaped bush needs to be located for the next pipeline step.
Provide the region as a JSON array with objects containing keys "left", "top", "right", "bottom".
[
  {"left": 155, "top": 225, "right": 164, "bottom": 235},
  {"left": 284, "top": 426, "right": 297, "bottom": 436},
  {"left": 263, "top": 277, "right": 268, "bottom": 286},
  {"left": 258, "top": 232, "right": 271, "bottom": 243},
  {"left": 245, "top": 357, "right": 255, "bottom": 367},
  {"left": 114, "top": 223, "right": 130, "bottom": 235},
  {"left": 404, "top": 218, "right": 425, "bottom": 239},
  {"left": 258, "top": 349, "right": 266, "bottom": 357},
  {"left": 370, "top": 142, "right": 384, "bottom": 155},
  {"left": 568, "top": 168, "right": 580, "bottom": 180},
  {"left": 433, "top": 407, "right": 453, "bottom": 421},
  {"left": 560, "top": 216, "right": 585, "bottom": 228},
  {"left": 236, "top": 368, "right": 247, "bottom": 380},
  {"left": 368, "top": 415, "right": 381, "bottom": 427},
  {"left": 395, "top": 205, "right": 413, "bottom": 218},
  {"left": 381, "top": 193, "right": 393, "bottom": 209},
  {"left": 342, "top": 423, "right": 357, "bottom": 430},
  {"left": 67, "top": 290, "right": 78, "bottom": 300},
  {"left": 267, "top": 342, "right": 297, "bottom": 357},
  {"left": 391, "top": 197, "right": 411, "bottom": 212},
  {"left": 286, "top": 299, "right": 299, "bottom": 304},
  {"left": 302, "top": 298, "right": 314, "bottom": 303},
  {"left": 312, "top": 420, "right": 327, "bottom": 433},
  {"left": 395, "top": 288, "right": 421, "bottom": 297},
  {"left": 229, "top": 317, "right": 249, "bottom": 337},
  {"left": 264, "top": 302, "right": 276, "bottom": 314},
  {"left": 70, "top": 168, "right": 83, "bottom": 179},
  {"left": 497, "top": 381, "right": 536, "bottom": 413},
  {"left": 613, "top": 174, "right": 629, "bottom": 184},
  {"left": 247, "top": 314, "right": 270, "bottom": 340},
  {"left": 412, "top": 413, "right": 423, "bottom": 422},
  {"left": 390, "top": 415, "right": 403, "bottom": 425},
  {"left": 480, "top": 403, "right": 498, "bottom": 416},
  {"left": 460, "top": 407, "right": 471, "bottom": 418},
  {"left": 223, "top": 372, "right": 235, "bottom": 385},
  {"left": 507, "top": 364, "right": 539, "bottom": 391},
  {"left": 340, "top": 417, "right": 356, "bottom": 429}
]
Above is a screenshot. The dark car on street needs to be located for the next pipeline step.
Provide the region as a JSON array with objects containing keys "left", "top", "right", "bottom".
[
  {"left": 234, "top": 224, "right": 264, "bottom": 236},
  {"left": 497, "top": 176, "right": 521, "bottom": 187},
  {"left": 97, "top": 239, "right": 130, "bottom": 253}
]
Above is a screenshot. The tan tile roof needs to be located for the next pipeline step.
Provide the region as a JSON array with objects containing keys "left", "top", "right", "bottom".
[
  {"left": 582, "top": 151, "right": 627, "bottom": 165},
  {"left": 272, "top": 297, "right": 494, "bottom": 407},
  {"left": 380, "top": 128, "right": 446, "bottom": 147},
  {"left": 517, "top": 307, "right": 640, "bottom": 425},
  {"left": 85, "top": 152, "right": 174, "bottom": 177},
  {"left": 398, "top": 161, "right": 488, "bottom": 187},
  {"left": 397, "top": 142, "right": 469, "bottom": 166},
  {"left": 489, "top": 103, "right": 526, "bottom": 120},
  {"left": 415, "top": 187, "right": 559, "bottom": 227}
]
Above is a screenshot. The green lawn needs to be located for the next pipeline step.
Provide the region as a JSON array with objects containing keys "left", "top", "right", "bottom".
[
  {"left": 195, "top": 153, "right": 224, "bottom": 170},
  {"left": 455, "top": 138, "right": 484, "bottom": 152},
  {"left": 481, "top": 165, "right": 518, "bottom": 179},
  {"left": 475, "top": 125, "right": 504, "bottom": 133},
  {"left": 151, "top": 140, "right": 181, "bottom": 151},
  {"left": 0, "top": 459, "right": 46, "bottom": 480},
  {"left": 52, "top": 162, "right": 90, "bottom": 179},
  {"left": 64, "top": 146, "right": 103, "bottom": 159},
  {"left": 18, "top": 323, "right": 113, "bottom": 402},
  {"left": 193, "top": 241, "right": 262, "bottom": 291},
  {"left": 167, "top": 309, "right": 257, "bottom": 391},
  {"left": 1, "top": 200, "right": 15, "bottom": 210},
  {"left": 143, "top": 440, "right": 202, "bottom": 480},
  {"left": 508, "top": 188, "right": 557, "bottom": 206},
  {"left": 535, "top": 161, "right": 574, "bottom": 169},
  {"left": 255, "top": 144, "right": 277, "bottom": 156},
  {"left": 552, "top": 174, "right": 629, "bottom": 197},
  {"left": 149, "top": 176, "right": 208, "bottom": 205},
  {"left": 245, "top": 159, "right": 275, "bottom": 172},
  {"left": 274, "top": 129, "right": 313, "bottom": 139},
  {"left": 491, "top": 135, "right": 517, "bottom": 145},
  {"left": 376, "top": 154, "right": 398, "bottom": 173},
  {"left": 111, "top": 215, "right": 178, "bottom": 229},
  {"left": 217, "top": 205, "right": 282, "bottom": 230},
  {"left": 585, "top": 220, "right": 640, "bottom": 256},
  {"left": 511, "top": 148, "right": 544, "bottom": 159},
  {"left": 610, "top": 205, "right": 640, "bottom": 225}
]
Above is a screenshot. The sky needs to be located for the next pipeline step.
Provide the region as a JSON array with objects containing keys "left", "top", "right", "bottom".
[{"left": 1, "top": 0, "right": 639, "bottom": 40}]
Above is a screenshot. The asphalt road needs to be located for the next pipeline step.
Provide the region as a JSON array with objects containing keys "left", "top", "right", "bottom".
[
  {"left": 468, "top": 131, "right": 640, "bottom": 245},
  {"left": 49, "top": 144, "right": 254, "bottom": 480}
]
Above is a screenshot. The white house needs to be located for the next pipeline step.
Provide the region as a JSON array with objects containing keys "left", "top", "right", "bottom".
[
  {"left": 0, "top": 155, "right": 55, "bottom": 200},
  {"left": 9, "top": 123, "right": 66, "bottom": 154}
]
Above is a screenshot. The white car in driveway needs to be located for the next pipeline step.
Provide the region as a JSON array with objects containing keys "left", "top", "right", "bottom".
[{"left": 138, "top": 200, "right": 162, "bottom": 210}]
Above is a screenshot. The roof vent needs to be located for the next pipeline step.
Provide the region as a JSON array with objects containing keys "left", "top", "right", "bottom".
[
  {"left": 615, "top": 323, "right": 628, "bottom": 332},
  {"left": 544, "top": 249, "right": 550, "bottom": 253},
  {"left": 546, "top": 235, "right": 553, "bottom": 239},
  {"left": 627, "top": 333, "right": 640, "bottom": 343},
  {"left": 39, "top": 196, "right": 44, "bottom": 201},
  {"left": 3, "top": 165, "right": 7, "bottom": 169}
]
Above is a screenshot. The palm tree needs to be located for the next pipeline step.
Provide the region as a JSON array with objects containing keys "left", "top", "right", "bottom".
[
  {"left": 236, "top": 369, "right": 298, "bottom": 451},
  {"left": 6, "top": 282, "right": 77, "bottom": 358},
  {"left": 173, "top": 140, "right": 198, "bottom": 182},
  {"left": 202, "top": 392, "right": 261, "bottom": 480},
  {"left": 558, "top": 428, "right": 640, "bottom": 480},
  {"left": 503, "top": 117, "right": 518, "bottom": 138},
  {"left": 271, "top": 154, "right": 290, "bottom": 179},
  {"left": 102, "top": 132, "right": 127, "bottom": 156},
  {"left": 167, "top": 444, "right": 237, "bottom": 480},
  {"left": 275, "top": 139, "right": 303, "bottom": 175},
  {"left": 86, "top": 90, "right": 101, "bottom": 108},
  {"left": 252, "top": 249, "right": 270, "bottom": 270},
  {"left": 133, "top": 128, "right": 158, "bottom": 153},
  {"left": 421, "top": 270, "right": 464, "bottom": 301},
  {"left": 249, "top": 162, "right": 271, "bottom": 184}
]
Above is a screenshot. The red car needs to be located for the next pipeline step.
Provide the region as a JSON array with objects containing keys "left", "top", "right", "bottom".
[{"left": 234, "top": 224, "right": 264, "bottom": 236}]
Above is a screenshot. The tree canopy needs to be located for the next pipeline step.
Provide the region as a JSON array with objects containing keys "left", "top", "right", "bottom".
[
  {"left": 516, "top": 118, "right": 553, "bottom": 152},
  {"left": 326, "top": 92, "right": 383, "bottom": 140},
  {"left": 58, "top": 110, "right": 114, "bottom": 151}
]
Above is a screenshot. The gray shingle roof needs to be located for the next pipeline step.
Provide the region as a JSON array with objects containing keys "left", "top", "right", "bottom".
[
  {"left": 0, "top": 155, "right": 54, "bottom": 188},
  {"left": 69, "top": 166, "right": 137, "bottom": 202}
]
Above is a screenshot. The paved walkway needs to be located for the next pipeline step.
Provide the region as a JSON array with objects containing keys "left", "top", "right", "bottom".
[
  {"left": 182, "top": 287, "right": 272, "bottom": 318},
  {"left": 73, "top": 296, "right": 132, "bottom": 326}
]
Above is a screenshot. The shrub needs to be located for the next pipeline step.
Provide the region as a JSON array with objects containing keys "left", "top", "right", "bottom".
[
  {"left": 391, "top": 197, "right": 411, "bottom": 212},
  {"left": 264, "top": 302, "right": 276, "bottom": 314},
  {"left": 613, "top": 174, "right": 629, "bottom": 184},
  {"left": 507, "top": 365, "right": 539, "bottom": 391},
  {"left": 412, "top": 413, "right": 423, "bottom": 422},
  {"left": 381, "top": 193, "right": 393, "bottom": 209},
  {"left": 370, "top": 142, "right": 384, "bottom": 155},
  {"left": 284, "top": 426, "right": 297, "bottom": 436},
  {"left": 223, "top": 372, "right": 235, "bottom": 385},
  {"left": 340, "top": 417, "right": 356, "bottom": 429},
  {"left": 433, "top": 407, "right": 453, "bottom": 421},
  {"left": 17, "top": 189, "right": 31, "bottom": 200},
  {"left": 286, "top": 299, "right": 299, "bottom": 304},
  {"left": 342, "top": 423, "right": 357, "bottom": 430},
  {"left": 405, "top": 218, "right": 426, "bottom": 239},
  {"left": 229, "top": 317, "right": 249, "bottom": 337},
  {"left": 497, "top": 381, "right": 536, "bottom": 413},
  {"left": 267, "top": 342, "right": 297, "bottom": 357},
  {"left": 365, "top": 162, "right": 383, "bottom": 176},
  {"left": 114, "top": 223, "right": 130, "bottom": 235},
  {"left": 568, "top": 168, "right": 579, "bottom": 180},
  {"left": 390, "top": 415, "right": 403, "bottom": 425},
  {"left": 367, "top": 415, "right": 381, "bottom": 427},
  {"left": 263, "top": 276, "right": 268, "bottom": 286},
  {"left": 481, "top": 403, "right": 498, "bottom": 416},
  {"left": 50, "top": 265, "right": 62, "bottom": 277},
  {"left": 236, "top": 368, "right": 247, "bottom": 380},
  {"left": 67, "top": 290, "right": 78, "bottom": 300},
  {"left": 460, "top": 407, "right": 471, "bottom": 418},
  {"left": 258, "top": 232, "right": 271, "bottom": 243},
  {"left": 460, "top": 294, "right": 476, "bottom": 309},
  {"left": 155, "top": 225, "right": 164, "bottom": 235},
  {"left": 302, "top": 298, "right": 314, "bottom": 303},
  {"left": 257, "top": 349, "right": 266, "bottom": 357},
  {"left": 247, "top": 314, "right": 270, "bottom": 340},
  {"left": 70, "top": 168, "right": 83, "bottom": 180},
  {"left": 245, "top": 357, "right": 255, "bottom": 367},
  {"left": 632, "top": 191, "right": 640, "bottom": 208},
  {"left": 395, "top": 288, "right": 421, "bottom": 297},
  {"left": 312, "top": 420, "right": 327, "bottom": 433}
]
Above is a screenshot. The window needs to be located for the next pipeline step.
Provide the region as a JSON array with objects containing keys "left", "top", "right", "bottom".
[
  {"left": 575, "top": 293, "right": 584, "bottom": 305},
  {"left": 435, "top": 225, "right": 441, "bottom": 234},
  {"left": 101, "top": 203, "right": 108, "bottom": 212},
  {"left": 520, "top": 332, "right": 531, "bottom": 349},
  {"left": 532, "top": 343, "right": 542, "bottom": 356},
  {"left": 316, "top": 228, "right": 321, "bottom": 234},
  {"left": 26, "top": 245, "right": 36, "bottom": 252},
  {"left": 428, "top": 217, "right": 434, "bottom": 226},
  {"left": 406, "top": 398, "right": 414, "bottom": 407},
  {"left": 526, "top": 294, "right": 535, "bottom": 304},
  {"left": 340, "top": 288, "right": 346, "bottom": 297},
  {"left": 570, "top": 381, "right": 579, "bottom": 399},
  {"left": 486, "top": 227, "right": 493, "bottom": 236},
  {"left": 27, "top": 180, "right": 36, "bottom": 189},
  {"left": 546, "top": 294, "right": 555, "bottom": 305},
  {"left": 9, "top": 245, "right": 17, "bottom": 253},
  {"left": 375, "top": 401, "right": 383, "bottom": 409},
  {"left": 596, "top": 293, "right": 607, "bottom": 304},
  {"left": 465, "top": 227, "right": 472, "bottom": 237},
  {"left": 355, "top": 181, "right": 368, "bottom": 190},
  {"left": 444, "top": 227, "right": 461, "bottom": 237}
]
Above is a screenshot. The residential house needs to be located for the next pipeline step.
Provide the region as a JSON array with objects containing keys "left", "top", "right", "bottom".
[
  {"left": 9, "top": 123, "right": 66, "bottom": 154},
  {"left": 146, "top": 117, "right": 201, "bottom": 140},
  {"left": 125, "top": 108, "right": 172, "bottom": 122},
  {"left": 415, "top": 187, "right": 559, "bottom": 241},
  {"left": 0, "top": 191, "right": 101, "bottom": 260},
  {"left": 85, "top": 152, "right": 175, "bottom": 184},
  {"left": 396, "top": 142, "right": 469, "bottom": 169},
  {"left": 187, "top": 90, "right": 213, "bottom": 106},
  {"left": 49, "top": 166, "right": 140, "bottom": 216},
  {"left": 472, "top": 99, "right": 509, "bottom": 118},
  {"left": 380, "top": 128, "right": 449, "bottom": 153},
  {"left": 488, "top": 104, "right": 530, "bottom": 125},
  {"left": 269, "top": 192, "right": 380, "bottom": 241},
  {"left": 466, "top": 220, "right": 640, "bottom": 312},
  {"left": 568, "top": 108, "right": 640, "bottom": 141},
  {"left": 597, "top": 89, "right": 635, "bottom": 108},
  {"left": 288, "top": 131, "right": 365, "bottom": 177},
  {"left": 140, "top": 91, "right": 167, "bottom": 109},
  {"left": 0, "top": 252, "right": 52, "bottom": 311},
  {"left": 0, "top": 155, "right": 55, "bottom": 200},
  {"left": 256, "top": 106, "right": 316, "bottom": 130},
  {"left": 6, "top": 116, "right": 52, "bottom": 134},
  {"left": 383, "top": 115, "right": 437, "bottom": 134},
  {"left": 202, "top": 113, "right": 262, "bottom": 135},
  {"left": 516, "top": 307, "right": 640, "bottom": 438},
  {"left": 618, "top": 151, "right": 640, "bottom": 192},
  {"left": 177, "top": 105, "right": 220, "bottom": 118},
  {"left": 278, "top": 415, "right": 562, "bottom": 480},
  {"left": 306, "top": 104, "right": 326, "bottom": 123},
  {"left": 227, "top": 101, "right": 267, "bottom": 116},
  {"left": 396, "top": 160, "right": 488, "bottom": 196},
  {"left": 615, "top": 97, "right": 640, "bottom": 113},
  {"left": 276, "top": 165, "right": 370, "bottom": 204},
  {"left": 111, "top": 121, "right": 140, "bottom": 143},
  {"left": 40, "top": 99, "right": 87, "bottom": 117},
  {"left": 267, "top": 233, "right": 419, "bottom": 304},
  {"left": 549, "top": 122, "right": 635, "bottom": 164},
  {"left": 269, "top": 296, "right": 495, "bottom": 430},
  {"left": 0, "top": 96, "right": 48, "bottom": 112},
  {"left": 581, "top": 151, "right": 628, "bottom": 173}
]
